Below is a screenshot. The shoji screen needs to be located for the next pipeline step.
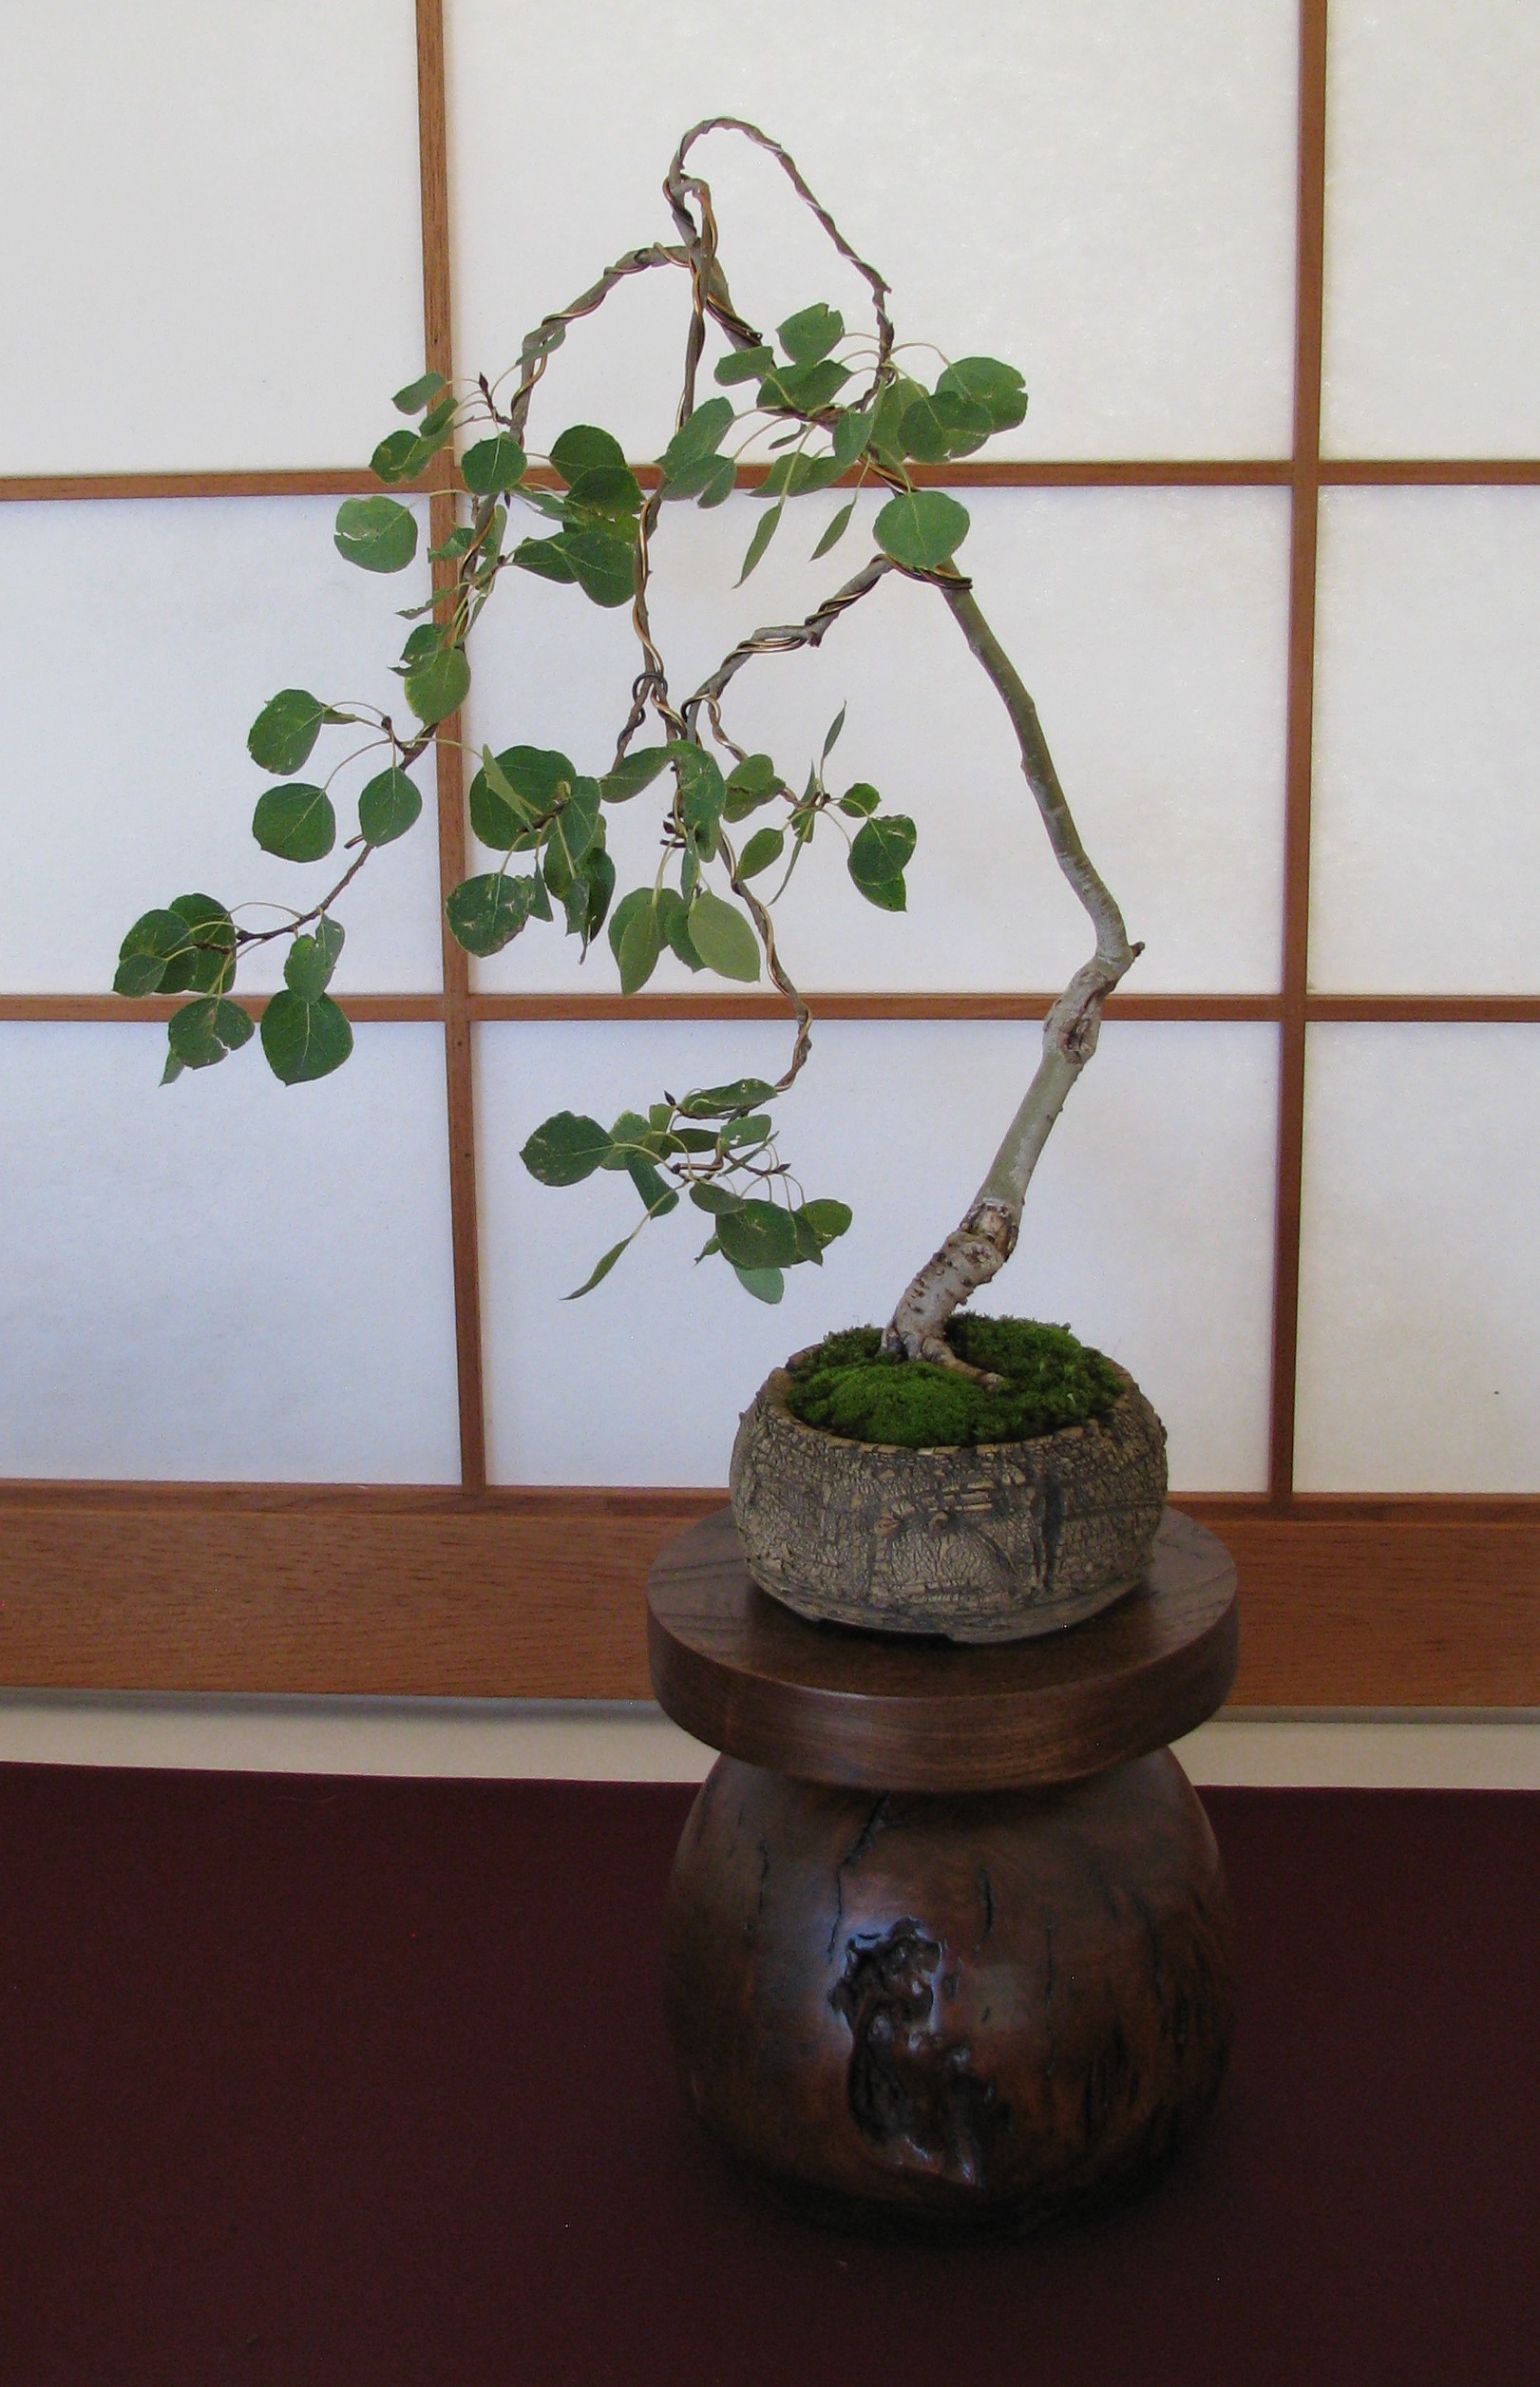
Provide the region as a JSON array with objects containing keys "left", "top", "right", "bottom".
[{"left": 1, "top": 1, "right": 1534, "bottom": 1702}]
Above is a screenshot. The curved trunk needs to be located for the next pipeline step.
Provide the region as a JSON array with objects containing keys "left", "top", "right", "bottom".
[{"left": 884, "top": 582, "right": 1140, "bottom": 1365}]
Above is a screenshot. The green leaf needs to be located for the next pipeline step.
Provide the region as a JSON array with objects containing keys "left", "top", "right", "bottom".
[
  {"left": 607, "top": 888, "right": 650, "bottom": 964},
  {"left": 513, "top": 535, "right": 577, "bottom": 584},
  {"left": 550, "top": 425, "right": 627, "bottom": 483},
  {"left": 936, "top": 355, "right": 1028, "bottom": 431},
  {"left": 694, "top": 453, "right": 737, "bottom": 508},
  {"left": 736, "top": 826, "right": 784, "bottom": 880},
  {"left": 737, "top": 500, "right": 783, "bottom": 584},
  {"left": 400, "top": 621, "right": 446, "bottom": 667},
  {"left": 522, "top": 1111, "right": 612, "bottom": 1186},
  {"left": 656, "top": 887, "right": 703, "bottom": 972},
  {"left": 874, "top": 489, "right": 971, "bottom": 571},
  {"left": 259, "top": 990, "right": 353, "bottom": 1086},
  {"left": 404, "top": 643, "right": 470, "bottom": 723},
  {"left": 726, "top": 753, "right": 777, "bottom": 799},
  {"left": 667, "top": 743, "right": 725, "bottom": 859},
  {"left": 160, "top": 892, "right": 237, "bottom": 994},
  {"left": 618, "top": 894, "right": 662, "bottom": 995},
  {"left": 714, "top": 345, "right": 775, "bottom": 385},
  {"left": 333, "top": 495, "right": 419, "bottom": 574},
  {"left": 165, "top": 997, "right": 255, "bottom": 1072},
  {"left": 860, "top": 874, "right": 905, "bottom": 912},
  {"left": 868, "top": 372, "right": 927, "bottom": 464},
  {"left": 831, "top": 409, "right": 872, "bottom": 469},
  {"left": 838, "top": 781, "right": 881, "bottom": 817},
  {"left": 659, "top": 397, "right": 733, "bottom": 483},
  {"left": 690, "top": 1183, "right": 745, "bottom": 1215},
  {"left": 461, "top": 434, "right": 526, "bottom": 495},
  {"left": 688, "top": 888, "right": 760, "bottom": 983},
  {"left": 283, "top": 917, "right": 345, "bottom": 999},
  {"left": 678, "top": 1077, "right": 775, "bottom": 1117},
  {"left": 600, "top": 748, "right": 671, "bottom": 804},
  {"left": 560, "top": 525, "right": 636, "bottom": 609},
  {"left": 625, "top": 1155, "right": 678, "bottom": 1217},
  {"left": 393, "top": 370, "right": 447, "bottom": 414},
  {"left": 542, "top": 777, "right": 602, "bottom": 897},
  {"left": 777, "top": 303, "right": 845, "bottom": 366},
  {"left": 720, "top": 1114, "right": 771, "bottom": 1148},
  {"left": 445, "top": 870, "right": 538, "bottom": 956},
  {"left": 252, "top": 783, "right": 336, "bottom": 863},
  {"left": 563, "top": 464, "right": 643, "bottom": 521},
  {"left": 421, "top": 392, "right": 458, "bottom": 436},
  {"left": 733, "top": 1265, "right": 785, "bottom": 1304},
  {"left": 758, "top": 450, "right": 843, "bottom": 501},
  {"left": 759, "top": 359, "right": 850, "bottom": 413},
  {"left": 248, "top": 689, "right": 335, "bottom": 775},
  {"left": 799, "top": 1196, "right": 853, "bottom": 1245},
  {"left": 603, "top": 1109, "right": 652, "bottom": 1165},
  {"left": 811, "top": 497, "right": 857, "bottom": 560},
  {"left": 358, "top": 766, "right": 423, "bottom": 847},
  {"left": 899, "top": 388, "right": 993, "bottom": 462},
  {"left": 371, "top": 427, "right": 425, "bottom": 484},
  {"left": 114, "top": 907, "right": 195, "bottom": 997},
  {"left": 716, "top": 1199, "right": 798, "bottom": 1270},
  {"left": 563, "top": 1234, "right": 636, "bottom": 1301},
  {"left": 849, "top": 813, "right": 917, "bottom": 893},
  {"left": 822, "top": 704, "right": 847, "bottom": 762},
  {"left": 564, "top": 847, "right": 615, "bottom": 948}
]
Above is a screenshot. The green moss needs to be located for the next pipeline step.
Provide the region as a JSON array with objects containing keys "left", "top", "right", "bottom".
[{"left": 783, "top": 1315, "right": 1124, "bottom": 1450}]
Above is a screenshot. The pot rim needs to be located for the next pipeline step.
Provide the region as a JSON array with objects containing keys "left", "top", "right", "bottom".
[{"left": 755, "top": 1355, "right": 1145, "bottom": 1461}]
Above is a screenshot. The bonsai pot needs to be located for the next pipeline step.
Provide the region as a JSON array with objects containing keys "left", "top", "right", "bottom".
[{"left": 729, "top": 1358, "right": 1167, "bottom": 1644}]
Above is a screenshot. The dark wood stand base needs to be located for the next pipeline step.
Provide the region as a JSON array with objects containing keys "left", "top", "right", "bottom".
[
  {"left": 664, "top": 1748, "right": 1234, "bottom": 2234},
  {"left": 648, "top": 1509, "right": 1240, "bottom": 2236}
]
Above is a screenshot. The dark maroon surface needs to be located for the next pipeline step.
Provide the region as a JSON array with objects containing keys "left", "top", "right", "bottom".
[{"left": 0, "top": 1765, "right": 1534, "bottom": 2386}]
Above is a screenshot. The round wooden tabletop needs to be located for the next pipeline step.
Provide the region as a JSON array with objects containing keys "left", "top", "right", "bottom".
[{"left": 648, "top": 1507, "right": 1237, "bottom": 1792}]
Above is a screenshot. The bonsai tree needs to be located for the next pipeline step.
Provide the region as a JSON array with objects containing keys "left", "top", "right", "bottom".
[{"left": 116, "top": 119, "right": 1139, "bottom": 1397}]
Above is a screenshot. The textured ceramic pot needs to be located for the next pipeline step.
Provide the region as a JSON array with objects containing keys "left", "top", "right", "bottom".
[{"left": 728, "top": 1360, "right": 1167, "bottom": 1643}]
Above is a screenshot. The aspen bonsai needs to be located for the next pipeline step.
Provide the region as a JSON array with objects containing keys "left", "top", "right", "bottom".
[{"left": 116, "top": 120, "right": 1140, "bottom": 1384}]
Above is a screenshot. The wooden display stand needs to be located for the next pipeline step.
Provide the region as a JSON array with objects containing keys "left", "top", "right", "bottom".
[{"left": 648, "top": 1507, "right": 1239, "bottom": 2235}]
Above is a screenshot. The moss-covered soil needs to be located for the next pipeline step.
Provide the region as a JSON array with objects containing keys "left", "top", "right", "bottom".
[{"left": 783, "top": 1314, "right": 1125, "bottom": 1450}]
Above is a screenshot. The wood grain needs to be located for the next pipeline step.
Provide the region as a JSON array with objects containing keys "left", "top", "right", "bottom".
[
  {"left": 6, "top": 992, "right": 1537, "bottom": 1026},
  {"left": 1270, "top": 0, "right": 1331, "bottom": 1503},
  {"left": 0, "top": 1486, "right": 1535, "bottom": 1704},
  {"left": 415, "top": 0, "right": 485, "bottom": 1492},
  {"left": 647, "top": 1509, "right": 1237, "bottom": 1789}
]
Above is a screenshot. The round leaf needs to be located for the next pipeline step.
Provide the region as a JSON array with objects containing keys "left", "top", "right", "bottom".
[
  {"left": 560, "top": 526, "right": 636, "bottom": 609},
  {"left": 392, "top": 371, "right": 447, "bottom": 415},
  {"left": 733, "top": 1266, "right": 785, "bottom": 1304},
  {"left": 404, "top": 644, "right": 470, "bottom": 724},
  {"left": 777, "top": 303, "right": 845, "bottom": 366},
  {"left": 166, "top": 996, "right": 254, "bottom": 1071},
  {"left": 563, "top": 464, "right": 643, "bottom": 521},
  {"left": 358, "top": 767, "right": 423, "bottom": 847},
  {"left": 937, "top": 356, "right": 1028, "bottom": 431},
  {"left": 736, "top": 827, "right": 785, "bottom": 880},
  {"left": 253, "top": 784, "right": 335, "bottom": 863},
  {"left": 247, "top": 689, "right": 333, "bottom": 775},
  {"left": 716, "top": 1199, "right": 798, "bottom": 1270},
  {"left": 259, "top": 991, "right": 353, "bottom": 1086},
  {"left": 283, "top": 917, "right": 345, "bottom": 999},
  {"left": 874, "top": 490, "right": 971, "bottom": 572},
  {"left": 114, "top": 907, "right": 194, "bottom": 997},
  {"left": 688, "top": 889, "right": 761, "bottom": 983},
  {"left": 521, "top": 1111, "right": 613, "bottom": 1186},
  {"left": 679, "top": 1078, "right": 775, "bottom": 1118},
  {"left": 161, "top": 892, "right": 236, "bottom": 994},
  {"left": 618, "top": 895, "right": 662, "bottom": 995},
  {"left": 333, "top": 496, "right": 418, "bottom": 573},
  {"left": 446, "top": 871, "right": 536, "bottom": 957},
  {"left": 601, "top": 748, "right": 671, "bottom": 804},
  {"left": 849, "top": 813, "right": 917, "bottom": 893},
  {"left": 461, "top": 434, "right": 526, "bottom": 495},
  {"left": 550, "top": 425, "right": 627, "bottom": 483}
]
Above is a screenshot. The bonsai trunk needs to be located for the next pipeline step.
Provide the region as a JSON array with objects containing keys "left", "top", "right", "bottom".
[{"left": 884, "top": 582, "right": 1139, "bottom": 1365}]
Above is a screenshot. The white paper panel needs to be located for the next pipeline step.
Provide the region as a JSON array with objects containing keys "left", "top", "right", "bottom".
[
  {"left": 1, "top": 3, "right": 424, "bottom": 473},
  {"left": 1295, "top": 1026, "right": 1540, "bottom": 1491},
  {"left": 448, "top": 0, "right": 1298, "bottom": 459},
  {"left": 1322, "top": 2, "right": 1540, "bottom": 456},
  {"left": 0, "top": 499, "right": 444, "bottom": 993},
  {"left": 466, "top": 488, "right": 1289, "bottom": 995},
  {"left": 0, "top": 1024, "right": 460, "bottom": 1481},
  {"left": 477, "top": 1018, "right": 1278, "bottom": 1491},
  {"left": 1310, "top": 490, "right": 1540, "bottom": 993}
]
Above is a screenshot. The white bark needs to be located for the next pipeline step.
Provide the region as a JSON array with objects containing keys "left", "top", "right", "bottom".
[{"left": 885, "top": 582, "right": 1140, "bottom": 1364}]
